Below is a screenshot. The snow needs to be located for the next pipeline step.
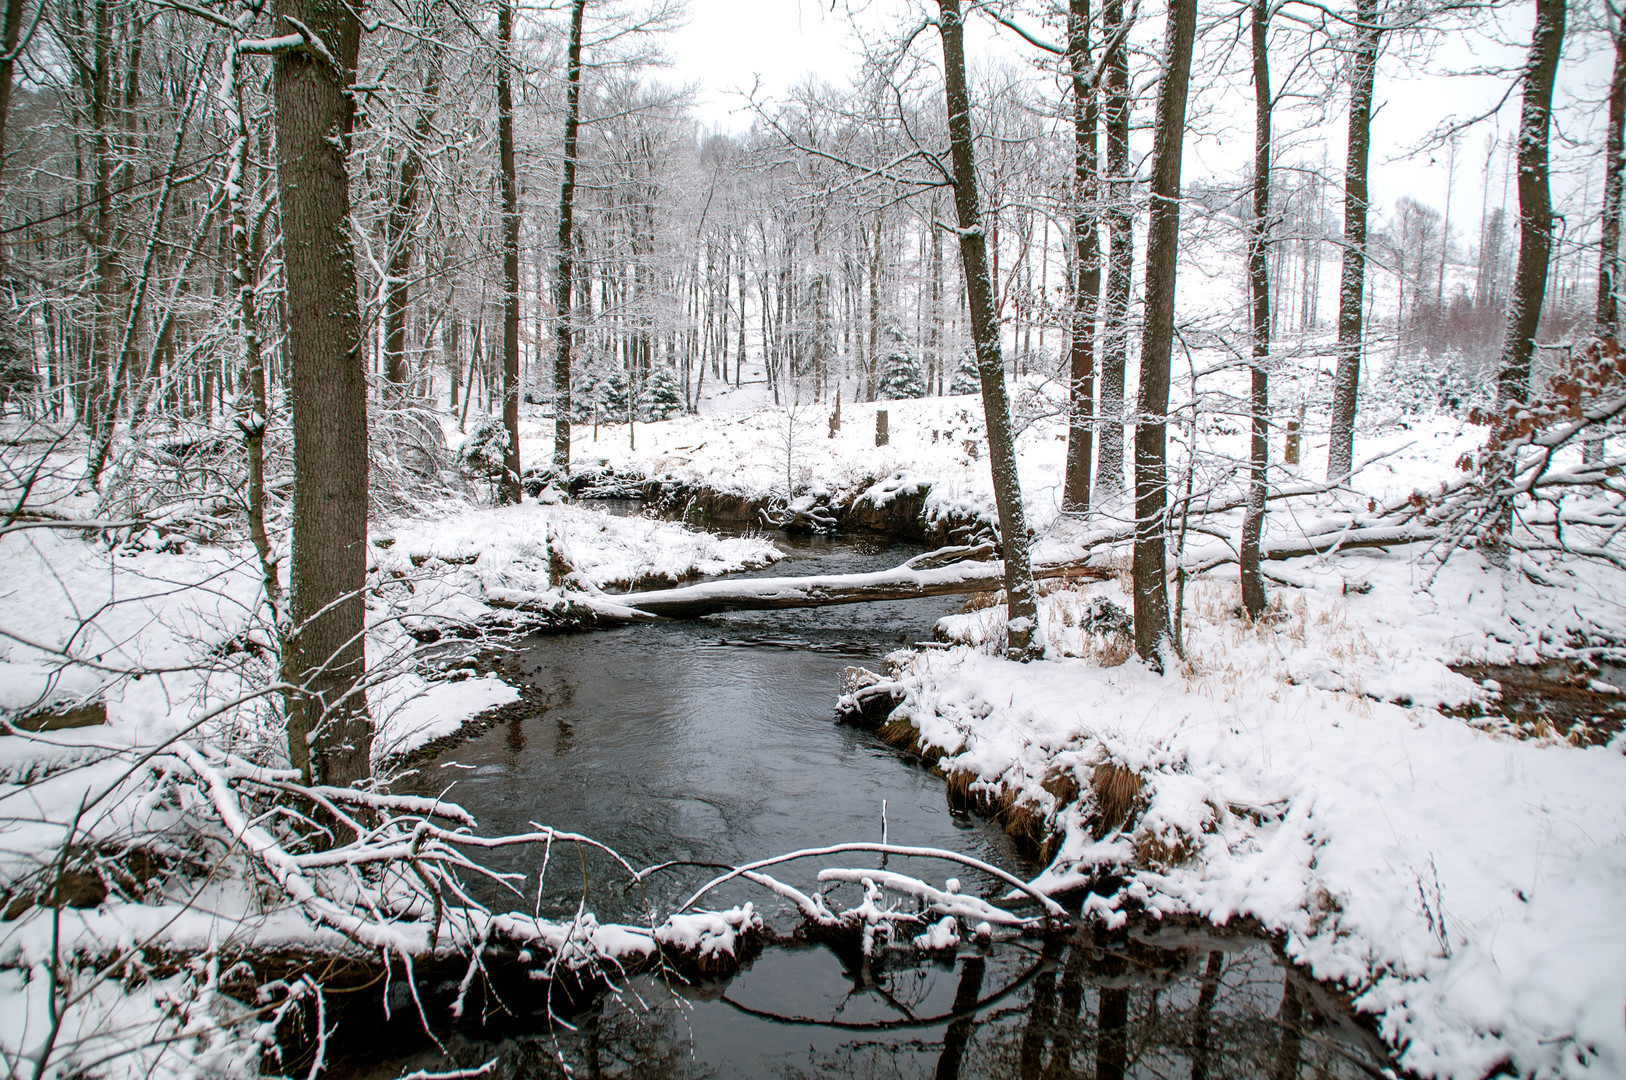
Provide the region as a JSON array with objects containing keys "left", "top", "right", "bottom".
[
  {"left": 870, "top": 550, "right": 1626, "bottom": 1080},
  {"left": 4, "top": 388, "right": 1624, "bottom": 1079}
]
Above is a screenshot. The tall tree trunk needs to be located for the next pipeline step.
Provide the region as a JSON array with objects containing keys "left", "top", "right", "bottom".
[
  {"left": 1130, "top": 0, "right": 1197, "bottom": 666},
  {"left": 1239, "top": 0, "right": 1273, "bottom": 619},
  {"left": 1095, "top": 0, "right": 1132, "bottom": 498},
  {"left": 382, "top": 45, "right": 441, "bottom": 398},
  {"left": 0, "top": 0, "right": 27, "bottom": 260},
  {"left": 1497, "top": 0, "right": 1564, "bottom": 406},
  {"left": 497, "top": 0, "right": 522, "bottom": 503},
  {"left": 1326, "top": 0, "right": 1379, "bottom": 481},
  {"left": 1485, "top": 0, "right": 1564, "bottom": 563},
  {"left": 1597, "top": 10, "right": 1626, "bottom": 342},
  {"left": 1063, "top": 0, "right": 1100, "bottom": 513},
  {"left": 273, "top": 0, "right": 370, "bottom": 786},
  {"left": 937, "top": 0, "right": 1041, "bottom": 660},
  {"left": 553, "top": 0, "right": 586, "bottom": 475}
]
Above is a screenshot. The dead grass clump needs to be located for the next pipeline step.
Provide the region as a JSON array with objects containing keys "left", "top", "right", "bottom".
[
  {"left": 1040, "top": 766, "right": 1080, "bottom": 807},
  {"left": 1090, "top": 761, "right": 1144, "bottom": 839},
  {"left": 960, "top": 589, "right": 1001, "bottom": 613},
  {"left": 875, "top": 716, "right": 946, "bottom": 762},
  {"left": 1134, "top": 828, "right": 1197, "bottom": 870}
]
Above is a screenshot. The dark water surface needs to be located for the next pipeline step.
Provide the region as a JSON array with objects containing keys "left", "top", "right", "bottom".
[{"left": 378, "top": 523, "right": 1392, "bottom": 1080}]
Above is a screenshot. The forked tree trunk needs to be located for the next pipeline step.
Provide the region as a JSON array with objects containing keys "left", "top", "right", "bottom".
[
  {"left": 553, "top": 0, "right": 586, "bottom": 474},
  {"left": 1095, "top": 0, "right": 1132, "bottom": 499},
  {"left": 1326, "top": 0, "right": 1379, "bottom": 481},
  {"left": 273, "top": 0, "right": 370, "bottom": 786},
  {"left": 497, "top": 0, "right": 522, "bottom": 504},
  {"left": 937, "top": 0, "right": 1041, "bottom": 660},
  {"left": 1062, "top": 0, "right": 1100, "bottom": 514},
  {"left": 1131, "top": 0, "right": 1197, "bottom": 666},
  {"left": 1240, "top": 0, "right": 1273, "bottom": 619}
]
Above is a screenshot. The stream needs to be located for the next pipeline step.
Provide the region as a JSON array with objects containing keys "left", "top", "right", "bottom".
[{"left": 367, "top": 521, "right": 1394, "bottom": 1080}]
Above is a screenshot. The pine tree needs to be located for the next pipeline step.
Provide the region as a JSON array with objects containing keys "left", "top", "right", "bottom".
[
  {"left": 642, "top": 363, "right": 684, "bottom": 420},
  {"left": 949, "top": 348, "right": 981, "bottom": 395},
  {"left": 877, "top": 328, "right": 926, "bottom": 399}
]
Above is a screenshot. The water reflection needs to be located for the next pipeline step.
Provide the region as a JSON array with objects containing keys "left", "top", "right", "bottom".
[{"left": 324, "top": 926, "right": 1391, "bottom": 1080}]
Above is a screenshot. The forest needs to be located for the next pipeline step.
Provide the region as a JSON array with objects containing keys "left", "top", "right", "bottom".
[{"left": 0, "top": 0, "right": 1622, "bottom": 1077}]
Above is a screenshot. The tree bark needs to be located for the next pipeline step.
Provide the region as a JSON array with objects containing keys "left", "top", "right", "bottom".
[
  {"left": 1095, "top": 0, "right": 1132, "bottom": 499},
  {"left": 937, "top": 0, "right": 1041, "bottom": 660},
  {"left": 1131, "top": 0, "right": 1197, "bottom": 666},
  {"left": 0, "top": 0, "right": 27, "bottom": 265},
  {"left": 382, "top": 46, "right": 441, "bottom": 397},
  {"left": 1497, "top": 0, "right": 1564, "bottom": 406},
  {"left": 273, "top": 0, "right": 370, "bottom": 786},
  {"left": 1598, "top": 14, "right": 1626, "bottom": 344},
  {"left": 553, "top": 0, "right": 586, "bottom": 475},
  {"left": 497, "top": 0, "right": 522, "bottom": 504},
  {"left": 1326, "top": 0, "right": 1379, "bottom": 481},
  {"left": 1063, "top": 0, "right": 1101, "bottom": 514},
  {"left": 1240, "top": 0, "right": 1273, "bottom": 619}
]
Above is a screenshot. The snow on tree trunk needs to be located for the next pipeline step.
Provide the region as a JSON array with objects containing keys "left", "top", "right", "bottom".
[
  {"left": 272, "top": 0, "right": 371, "bottom": 786},
  {"left": 937, "top": 0, "right": 1041, "bottom": 661},
  {"left": 1326, "top": 0, "right": 1379, "bottom": 482},
  {"left": 1131, "top": 0, "right": 1197, "bottom": 666}
]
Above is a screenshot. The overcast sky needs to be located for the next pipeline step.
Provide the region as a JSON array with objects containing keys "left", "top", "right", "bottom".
[{"left": 662, "top": 1, "right": 1616, "bottom": 268}]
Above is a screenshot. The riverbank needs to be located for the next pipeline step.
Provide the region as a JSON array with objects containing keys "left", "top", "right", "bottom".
[{"left": 840, "top": 554, "right": 1626, "bottom": 1080}]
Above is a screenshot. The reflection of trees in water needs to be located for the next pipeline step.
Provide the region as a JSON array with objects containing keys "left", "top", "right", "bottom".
[{"left": 424, "top": 930, "right": 1388, "bottom": 1080}]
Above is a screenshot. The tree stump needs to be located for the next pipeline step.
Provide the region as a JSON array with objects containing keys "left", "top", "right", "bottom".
[{"left": 876, "top": 409, "right": 889, "bottom": 447}]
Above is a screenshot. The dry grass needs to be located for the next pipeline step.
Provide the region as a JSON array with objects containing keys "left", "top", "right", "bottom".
[{"left": 1089, "top": 760, "right": 1143, "bottom": 839}]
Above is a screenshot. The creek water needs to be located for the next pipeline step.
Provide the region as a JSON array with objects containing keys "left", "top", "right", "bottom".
[{"left": 370, "top": 522, "right": 1393, "bottom": 1080}]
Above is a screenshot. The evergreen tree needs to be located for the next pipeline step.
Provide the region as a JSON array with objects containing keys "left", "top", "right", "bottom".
[
  {"left": 877, "top": 328, "right": 926, "bottom": 399},
  {"left": 949, "top": 347, "right": 981, "bottom": 395},
  {"left": 572, "top": 360, "right": 627, "bottom": 421},
  {"left": 642, "top": 363, "right": 684, "bottom": 419}
]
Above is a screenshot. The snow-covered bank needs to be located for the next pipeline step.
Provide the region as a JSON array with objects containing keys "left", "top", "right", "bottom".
[{"left": 846, "top": 552, "right": 1626, "bottom": 1080}]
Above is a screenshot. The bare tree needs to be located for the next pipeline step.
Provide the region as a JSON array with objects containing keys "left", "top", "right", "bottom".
[
  {"left": 497, "top": 0, "right": 522, "bottom": 504},
  {"left": 1095, "top": 0, "right": 1133, "bottom": 499},
  {"left": 1131, "top": 0, "right": 1198, "bottom": 665},
  {"left": 937, "top": 0, "right": 1041, "bottom": 660},
  {"left": 1596, "top": 1, "right": 1625, "bottom": 344},
  {"left": 1326, "top": 0, "right": 1380, "bottom": 482},
  {"left": 1240, "top": 0, "right": 1273, "bottom": 620},
  {"left": 272, "top": 0, "right": 371, "bottom": 785},
  {"left": 1063, "top": 0, "right": 1101, "bottom": 513},
  {"left": 553, "top": 0, "right": 587, "bottom": 475},
  {"left": 1496, "top": 0, "right": 1564, "bottom": 408}
]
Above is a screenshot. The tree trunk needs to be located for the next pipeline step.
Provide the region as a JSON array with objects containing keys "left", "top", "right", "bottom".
[
  {"left": 1130, "top": 0, "right": 1197, "bottom": 666},
  {"left": 382, "top": 49, "right": 441, "bottom": 398},
  {"left": 553, "top": 0, "right": 586, "bottom": 475},
  {"left": 273, "top": 0, "right": 370, "bottom": 786},
  {"left": 1497, "top": 0, "right": 1564, "bottom": 406},
  {"left": 497, "top": 0, "right": 522, "bottom": 503},
  {"left": 1240, "top": 0, "right": 1272, "bottom": 619},
  {"left": 936, "top": 0, "right": 1041, "bottom": 660},
  {"left": 1062, "top": 0, "right": 1100, "bottom": 514},
  {"left": 1095, "top": 0, "right": 1132, "bottom": 499},
  {"left": 1598, "top": 15, "right": 1626, "bottom": 345},
  {"left": 0, "top": 0, "right": 26, "bottom": 265},
  {"left": 1485, "top": 0, "right": 1564, "bottom": 563},
  {"left": 1326, "top": 0, "right": 1379, "bottom": 481}
]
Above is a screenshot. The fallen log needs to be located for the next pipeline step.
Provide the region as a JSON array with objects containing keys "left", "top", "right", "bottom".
[{"left": 617, "top": 548, "right": 1112, "bottom": 619}]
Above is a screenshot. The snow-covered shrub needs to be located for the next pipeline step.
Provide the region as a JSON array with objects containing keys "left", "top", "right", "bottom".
[
  {"left": 1367, "top": 349, "right": 1491, "bottom": 420},
  {"left": 949, "top": 348, "right": 980, "bottom": 395},
  {"left": 457, "top": 418, "right": 509, "bottom": 499},
  {"left": 877, "top": 328, "right": 926, "bottom": 400},
  {"left": 642, "top": 363, "right": 685, "bottom": 420}
]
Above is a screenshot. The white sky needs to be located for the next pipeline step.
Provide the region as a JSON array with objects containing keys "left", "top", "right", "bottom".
[{"left": 663, "top": 1, "right": 1617, "bottom": 266}]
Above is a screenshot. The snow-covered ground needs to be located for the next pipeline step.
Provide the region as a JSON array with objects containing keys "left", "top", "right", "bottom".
[{"left": 2, "top": 379, "right": 1622, "bottom": 1079}]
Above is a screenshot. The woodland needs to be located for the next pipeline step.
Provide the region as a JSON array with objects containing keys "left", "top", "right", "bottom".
[{"left": 0, "top": 0, "right": 1623, "bottom": 1076}]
